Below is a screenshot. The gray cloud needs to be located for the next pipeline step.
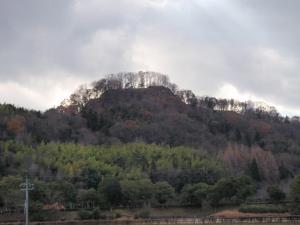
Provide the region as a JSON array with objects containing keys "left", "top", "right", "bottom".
[{"left": 0, "top": 0, "right": 299, "bottom": 115}]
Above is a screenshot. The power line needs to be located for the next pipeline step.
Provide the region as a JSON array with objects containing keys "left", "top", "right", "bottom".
[{"left": 20, "top": 177, "right": 34, "bottom": 225}]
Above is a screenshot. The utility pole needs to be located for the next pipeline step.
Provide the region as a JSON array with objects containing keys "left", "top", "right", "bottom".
[{"left": 20, "top": 177, "right": 34, "bottom": 225}]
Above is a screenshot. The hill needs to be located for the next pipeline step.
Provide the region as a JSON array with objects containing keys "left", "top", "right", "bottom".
[
  {"left": 1, "top": 72, "right": 300, "bottom": 182},
  {"left": 82, "top": 86, "right": 210, "bottom": 147},
  {"left": 1, "top": 72, "right": 300, "bottom": 218}
]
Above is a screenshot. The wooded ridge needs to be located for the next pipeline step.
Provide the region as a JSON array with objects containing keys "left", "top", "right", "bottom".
[{"left": 1, "top": 72, "right": 300, "bottom": 220}]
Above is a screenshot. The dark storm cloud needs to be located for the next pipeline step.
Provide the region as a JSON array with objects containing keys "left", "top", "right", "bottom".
[{"left": 0, "top": 0, "right": 299, "bottom": 115}]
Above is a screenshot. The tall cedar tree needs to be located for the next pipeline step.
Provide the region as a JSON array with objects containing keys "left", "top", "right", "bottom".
[{"left": 249, "top": 159, "right": 261, "bottom": 181}]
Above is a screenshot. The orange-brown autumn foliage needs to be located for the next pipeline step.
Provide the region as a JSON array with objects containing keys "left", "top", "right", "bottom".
[
  {"left": 221, "top": 144, "right": 279, "bottom": 182},
  {"left": 6, "top": 115, "right": 26, "bottom": 134}
]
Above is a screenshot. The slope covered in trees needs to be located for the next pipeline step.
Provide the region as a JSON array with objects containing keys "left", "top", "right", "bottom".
[
  {"left": 0, "top": 142, "right": 253, "bottom": 212},
  {"left": 1, "top": 71, "right": 300, "bottom": 216}
]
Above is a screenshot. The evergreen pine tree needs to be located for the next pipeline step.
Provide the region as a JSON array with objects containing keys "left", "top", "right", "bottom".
[{"left": 249, "top": 159, "right": 261, "bottom": 181}]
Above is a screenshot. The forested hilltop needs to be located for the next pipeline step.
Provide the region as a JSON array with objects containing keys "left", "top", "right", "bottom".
[{"left": 1, "top": 71, "right": 300, "bottom": 219}]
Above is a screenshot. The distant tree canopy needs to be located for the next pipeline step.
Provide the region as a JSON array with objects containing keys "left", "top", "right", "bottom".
[
  {"left": 59, "top": 72, "right": 178, "bottom": 114},
  {"left": 0, "top": 71, "right": 300, "bottom": 192},
  {"left": 0, "top": 72, "right": 300, "bottom": 155},
  {"left": 0, "top": 142, "right": 226, "bottom": 209},
  {"left": 59, "top": 72, "right": 281, "bottom": 119},
  {"left": 39, "top": 72, "right": 300, "bottom": 154}
]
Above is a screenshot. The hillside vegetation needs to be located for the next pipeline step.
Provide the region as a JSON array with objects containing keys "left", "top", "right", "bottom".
[{"left": 1, "top": 72, "right": 300, "bottom": 219}]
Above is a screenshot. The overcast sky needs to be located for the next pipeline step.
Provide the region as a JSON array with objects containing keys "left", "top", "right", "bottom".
[{"left": 0, "top": 0, "right": 300, "bottom": 116}]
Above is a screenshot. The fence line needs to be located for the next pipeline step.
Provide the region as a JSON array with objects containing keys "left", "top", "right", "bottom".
[{"left": 2, "top": 216, "right": 300, "bottom": 225}]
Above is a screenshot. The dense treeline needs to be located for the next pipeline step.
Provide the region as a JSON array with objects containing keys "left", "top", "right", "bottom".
[
  {"left": 2, "top": 141, "right": 300, "bottom": 218},
  {"left": 2, "top": 72, "right": 300, "bottom": 154},
  {"left": 1, "top": 71, "right": 300, "bottom": 213},
  {"left": 0, "top": 142, "right": 254, "bottom": 211},
  {"left": 59, "top": 71, "right": 178, "bottom": 114}
]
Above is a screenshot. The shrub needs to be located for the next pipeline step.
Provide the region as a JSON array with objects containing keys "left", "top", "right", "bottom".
[
  {"left": 239, "top": 204, "right": 288, "bottom": 213},
  {"left": 135, "top": 209, "right": 151, "bottom": 219},
  {"left": 290, "top": 204, "right": 300, "bottom": 215},
  {"left": 78, "top": 210, "right": 92, "bottom": 220},
  {"left": 290, "top": 176, "right": 300, "bottom": 201},
  {"left": 30, "top": 209, "right": 60, "bottom": 221},
  {"left": 92, "top": 207, "right": 101, "bottom": 219},
  {"left": 29, "top": 202, "right": 60, "bottom": 221},
  {"left": 78, "top": 208, "right": 105, "bottom": 220},
  {"left": 267, "top": 185, "right": 286, "bottom": 202},
  {"left": 115, "top": 212, "right": 121, "bottom": 218}
]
